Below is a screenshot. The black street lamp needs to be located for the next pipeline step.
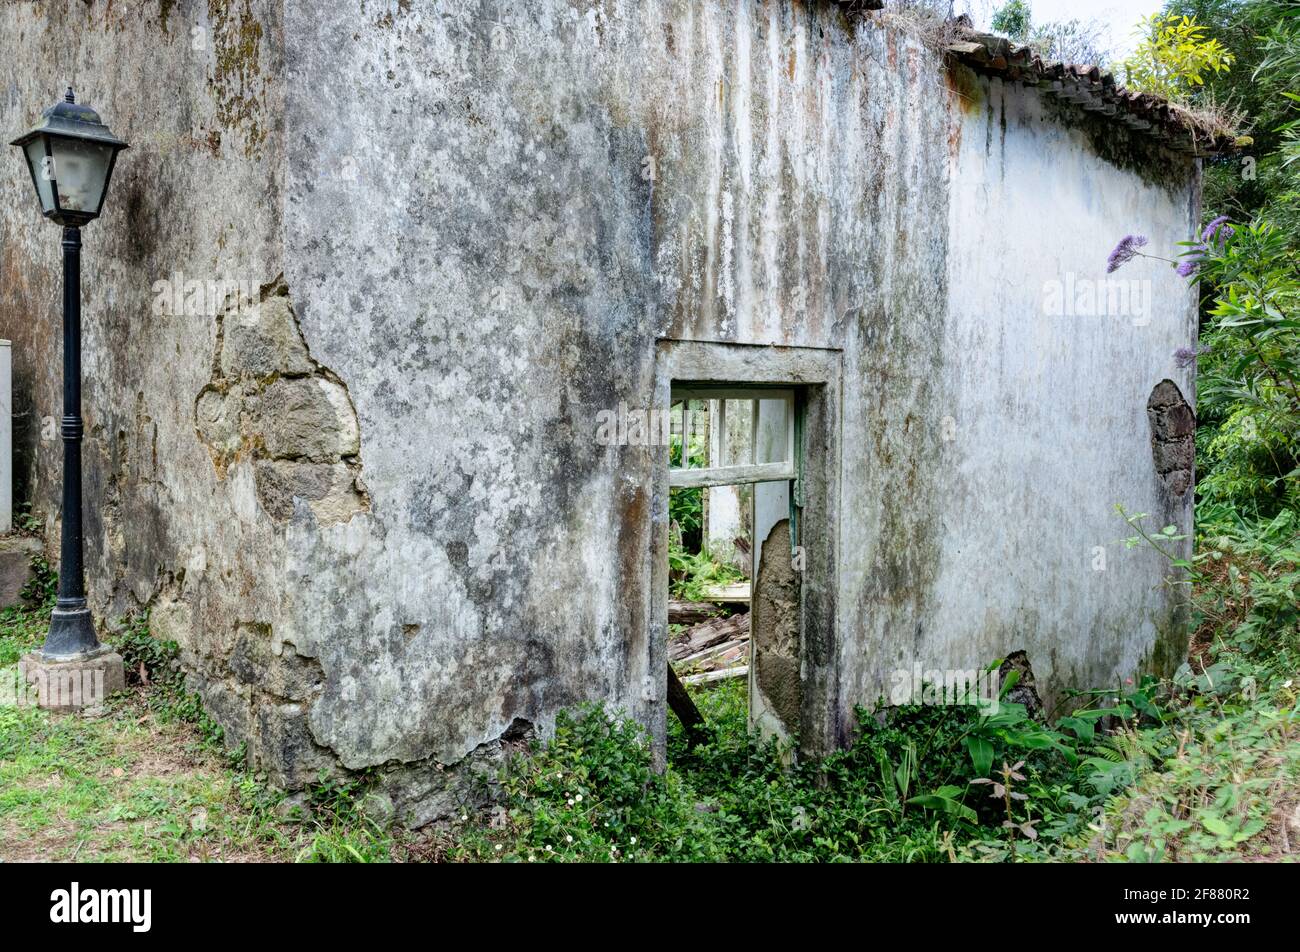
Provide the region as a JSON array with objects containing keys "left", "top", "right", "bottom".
[{"left": 10, "top": 89, "right": 127, "bottom": 709}]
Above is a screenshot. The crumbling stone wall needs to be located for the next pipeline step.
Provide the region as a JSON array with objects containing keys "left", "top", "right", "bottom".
[
  {"left": 194, "top": 278, "right": 368, "bottom": 525},
  {"left": 751, "top": 519, "right": 800, "bottom": 739}
]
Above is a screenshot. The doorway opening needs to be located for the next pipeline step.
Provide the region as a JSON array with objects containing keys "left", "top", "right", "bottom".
[
  {"left": 665, "top": 389, "right": 801, "bottom": 747},
  {"left": 651, "top": 340, "right": 842, "bottom": 765}
]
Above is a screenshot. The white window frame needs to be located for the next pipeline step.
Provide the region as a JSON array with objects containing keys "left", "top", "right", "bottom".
[{"left": 669, "top": 388, "right": 796, "bottom": 488}]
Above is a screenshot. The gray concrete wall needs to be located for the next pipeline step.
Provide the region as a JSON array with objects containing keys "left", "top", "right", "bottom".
[{"left": 0, "top": 1, "right": 1197, "bottom": 819}]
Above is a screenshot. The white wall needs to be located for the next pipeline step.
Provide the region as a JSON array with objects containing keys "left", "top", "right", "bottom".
[{"left": 837, "top": 72, "right": 1198, "bottom": 720}]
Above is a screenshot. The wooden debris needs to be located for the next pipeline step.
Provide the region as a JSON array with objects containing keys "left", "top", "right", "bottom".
[
  {"left": 666, "top": 662, "right": 707, "bottom": 747},
  {"left": 669, "top": 600, "right": 729, "bottom": 626},
  {"left": 669, "top": 611, "right": 749, "bottom": 663}
]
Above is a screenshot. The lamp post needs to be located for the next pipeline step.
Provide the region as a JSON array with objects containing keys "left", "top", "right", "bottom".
[{"left": 10, "top": 88, "right": 128, "bottom": 710}]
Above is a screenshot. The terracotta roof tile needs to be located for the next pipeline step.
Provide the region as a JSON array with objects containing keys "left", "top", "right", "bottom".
[
  {"left": 942, "top": 28, "right": 1238, "bottom": 156},
  {"left": 831, "top": 3, "right": 1236, "bottom": 156}
]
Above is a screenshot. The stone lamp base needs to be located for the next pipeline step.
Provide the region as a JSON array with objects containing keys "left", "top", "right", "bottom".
[{"left": 18, "top": 645, "right": 126, "bottom": 711}]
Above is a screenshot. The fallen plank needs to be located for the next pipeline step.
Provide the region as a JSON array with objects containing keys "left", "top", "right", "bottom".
[
  {"left": 677, "top": 638, "right": 746, "bottom": 667},
  {"left": 700, "top": 581, "right": 751, "bottom": 602},
  {"left": 683, "top": 665, "right": 749, "bottom": 686},
  {"left": 666, "top": 662, "right": 707, "bottom": 747},
  {"left": 678, "top": 641, "right": 748, "bottom": 675},
  {"left": 669, "top": 600, "right": 729, "bottom": 625}
]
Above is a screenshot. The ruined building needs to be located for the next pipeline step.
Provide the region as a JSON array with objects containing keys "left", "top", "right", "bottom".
[{"left": 0, "top": 1, "right": 1219, "bottom": 824}]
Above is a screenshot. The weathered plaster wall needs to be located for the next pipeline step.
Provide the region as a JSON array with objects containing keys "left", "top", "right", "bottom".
[
  {"left": 0, "top": 0, "right": 1198, "bottom": 819},
  {"left": 0, "top": 0, "right": 311, "bottom": 780},
  {"left": 276, "top": 0, "right": 954, "bottom": 810},
  {"left": 836, "top": 67, "right": 1198, "bottom": 722}
]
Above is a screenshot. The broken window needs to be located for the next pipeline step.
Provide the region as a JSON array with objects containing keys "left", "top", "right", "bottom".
[{"left": 669, "top": 390, "right": 796, "bottom": 489}]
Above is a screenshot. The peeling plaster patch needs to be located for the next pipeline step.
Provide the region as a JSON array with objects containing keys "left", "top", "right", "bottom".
[
  {"left": 194, "top": 277, "right": 369, "bottom": 526},
  {"left": 1147, "top": 379, "right": 1195, "bottom": 497},
  {"left": 752, "top": 518, "right": 800, "bottom": 737},
  {"left": 375, "top": 715, "right": 537, "bottom": 828}
]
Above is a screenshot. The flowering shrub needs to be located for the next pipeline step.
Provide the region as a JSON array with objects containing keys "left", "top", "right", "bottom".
[{"left": 1107, "top": 217, "right": 1299, "bottom": 513}]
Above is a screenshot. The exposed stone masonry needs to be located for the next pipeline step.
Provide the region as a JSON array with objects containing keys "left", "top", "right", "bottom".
[
  {"left": 1147, "top": 380, "right": 1196, "bottom": 497},
  {"left": 194, "top": 278, "right": 368, "bottom": 525}
]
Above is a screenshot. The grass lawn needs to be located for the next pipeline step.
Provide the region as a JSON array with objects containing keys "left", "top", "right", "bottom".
[{"left": 0, "top": 601, "right": 386, "bottom": 863}]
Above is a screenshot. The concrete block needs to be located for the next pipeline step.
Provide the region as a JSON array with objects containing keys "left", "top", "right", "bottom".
[{"left": 18, "top": 646, "right": 127, "bottom": 711}]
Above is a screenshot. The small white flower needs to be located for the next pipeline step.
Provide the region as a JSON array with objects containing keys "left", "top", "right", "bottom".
[
  {"left": 566, "top": 834, "right": 573, "bottom": 843},
  {"left": 460, "top": 814, "right": 467, "bottom": 821},
  {"left": 630, "top": 837, "right": 637, "bottom": 845},
  {"left": 567, "top": 798, "right": 574, "bottom": 806},
  {"left": 575, "top": 794, "right": 583, "bottom": 803},
  {"left": 528, "top": 855, "right": 535, "bottom": 862},
  {"left": 494, "top": 844, "right": 502, "bottom": 851}
]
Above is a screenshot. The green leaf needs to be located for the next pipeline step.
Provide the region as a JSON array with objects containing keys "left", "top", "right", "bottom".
[
  {"left": 1201, "top": 815, "right": 1231, "bottom": 837},
  {"left": 966, "top": 736, "right": 994, "bottom": 777},
  {"left": 907, "top": 792, "right": 978, "bottom": 823}
]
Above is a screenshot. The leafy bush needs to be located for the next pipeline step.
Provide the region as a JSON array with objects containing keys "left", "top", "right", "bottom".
[
  {"left": 668, "top": 545, "right": 746, "bottom": 601},
  {"left": 20, "top": 555, "right": 57, "bottom": 607},
  {"left": 451, "top": 670, "right": 1168, "bottom": 862},
  {"left": 1121, "top": 13, "right": 1235, "bottom": 100},
  {"left": 453, "top": 705, "right": 723, "bottom": 862},
  {"left": 1192, "top": 220, "right": 1300, "bottom": 514}
]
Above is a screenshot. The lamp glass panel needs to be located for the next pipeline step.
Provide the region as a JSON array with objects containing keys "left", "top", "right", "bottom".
[
  {"left": 50, "top": 137, "right": 113, "bottom": 214},
  {"left": 23, "top": 138, "right": 57, "bottom": 214}
]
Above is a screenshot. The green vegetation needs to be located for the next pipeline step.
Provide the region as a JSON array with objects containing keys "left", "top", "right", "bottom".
[
  {"left": 668, "top": 546, "right": 747, "bottom": 602},
  {"left": 445, "top": 507, "right": 1298, "bottom": 861},
  {"left": 1164, "top": 0, "right": 1300, "bottom": 236},
  {"left": 1121, "top": 13, "right": 1236, "bottom": 99},
  {"left": 1194, "top": 221, "right": 1300, "bottom": 512},
  {"left": 0, "top": 592, "right": 393, "bottom": 862}
]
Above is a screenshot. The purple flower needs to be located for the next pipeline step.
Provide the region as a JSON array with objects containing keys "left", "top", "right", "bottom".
[
  {"left": 1201, "top": 215, "right": 1234, "bottom": 245},
  {"left": 1176, "top": 253, "right": 1202, "bottom": 278},
  {"left": 1174, "top": 345, "right": 1210, "bottom": 368},
  {"left": 1107, "top": 234, "right": 1149, "bottom": 273}
]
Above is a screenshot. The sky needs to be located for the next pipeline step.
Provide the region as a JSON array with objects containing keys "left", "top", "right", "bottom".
[{"left": 958, "top": 0, "right": 1169, "bottom": 59}]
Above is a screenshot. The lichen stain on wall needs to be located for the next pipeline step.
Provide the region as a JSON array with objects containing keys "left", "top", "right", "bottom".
[{"left": 208, "top": 0, "right": 271, "bottom": 158}]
